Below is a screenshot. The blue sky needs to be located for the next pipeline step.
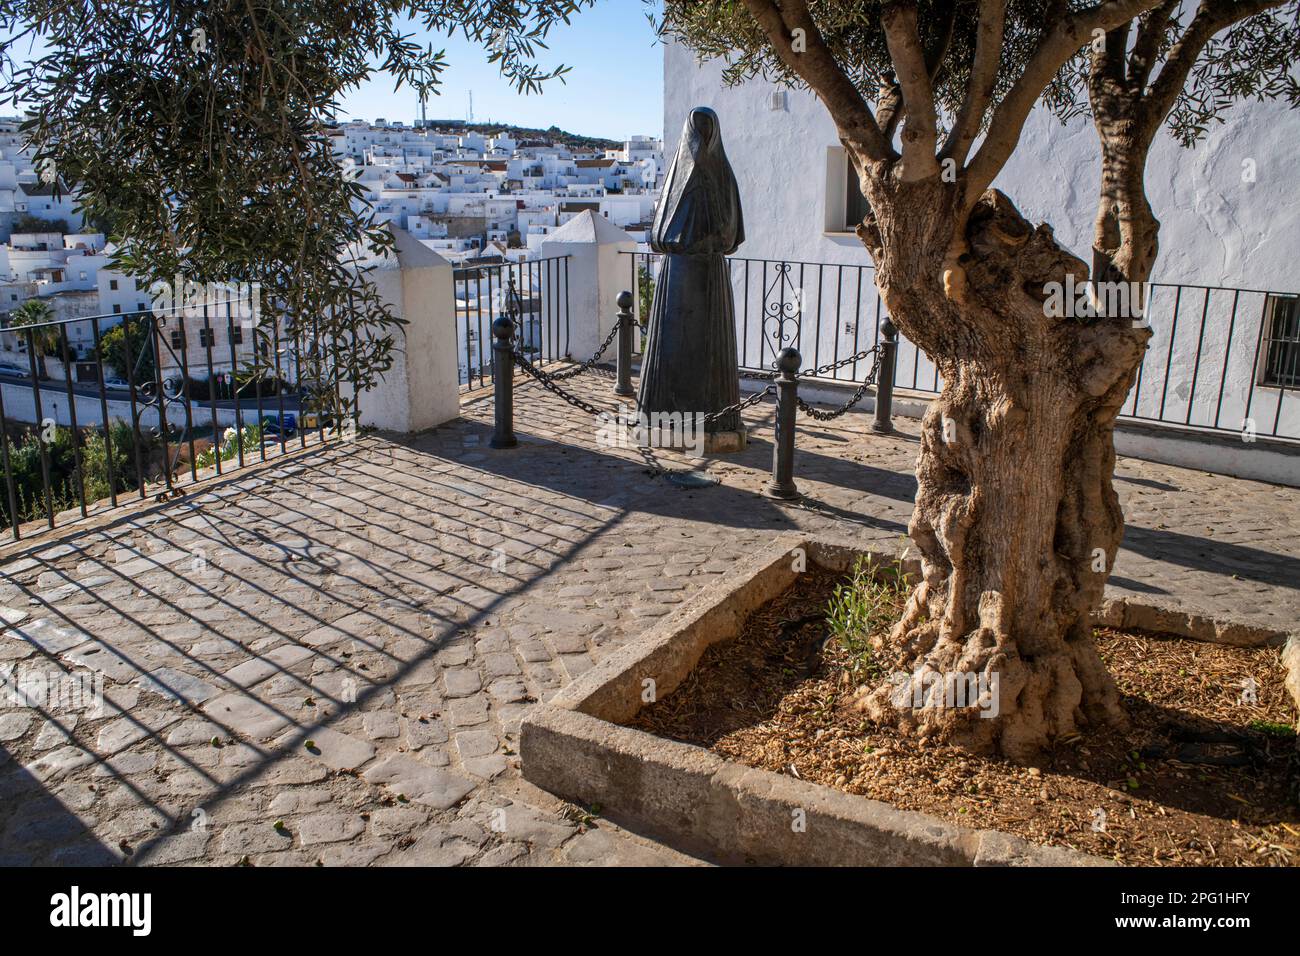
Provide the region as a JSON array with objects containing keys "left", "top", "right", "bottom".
[
  {"left": 1, "top": 0, "right": 665, "bottom": 142},
  {"left": 338, "top": 0, "right": 665, "bottom": 141}
]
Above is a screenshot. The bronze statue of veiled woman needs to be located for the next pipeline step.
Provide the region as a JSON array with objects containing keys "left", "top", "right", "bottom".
[{"left": 638, "top": 107, "right": 745, "bottom": 444}]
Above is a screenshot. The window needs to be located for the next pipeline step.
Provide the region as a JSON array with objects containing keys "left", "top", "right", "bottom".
[
  {"left": 824, "top": 146, "right": 872, "bottom": 233},
  {"left": 844, "top": 163, "right": 870, "bottom": 232},
  {"left": 231, "top": 326, "right": 243, "bottom": 345},
  {"left": 112, "top": 304, "right": 121, "bottom": 314},
  {"left": 109, "top": 279, "right": 118, "bottom": 290},
  {"left": 137, "top": 302, "right": 147, "bottom": 312},
  {"left": 170, "top": 330, "right": 183, "bottom": 349},
  {"left": 1261, "top": 295, "right": 1300, "bottom": 388},
  {"left": 199, "top": 328, "right": 214, "bottom": 348}
]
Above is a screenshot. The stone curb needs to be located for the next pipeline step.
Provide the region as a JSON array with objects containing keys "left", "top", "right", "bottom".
[{"left": 521, "top": 534, "right": 1300, "bottom": 866}]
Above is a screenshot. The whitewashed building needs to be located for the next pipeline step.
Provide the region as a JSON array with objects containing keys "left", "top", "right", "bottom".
[{"left": 663, "top": 39, "right": 1300, "bottom": 483}]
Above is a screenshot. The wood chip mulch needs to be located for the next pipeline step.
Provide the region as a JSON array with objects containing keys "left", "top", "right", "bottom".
[{"left": 628, "top": 567, "right": 1300, "bottom": 866}]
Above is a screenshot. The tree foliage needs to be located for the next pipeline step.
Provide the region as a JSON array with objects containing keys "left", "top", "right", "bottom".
[
  {"left": 0, "top": 0, "right": 595, "bottom": 420},
  {"left": 7, "top": 297, "right": 58, "bottom": 359},
  {"left": 98, "top": 316, "right": 157, "bottom": 383},
  {"left": 653, "top": 1, "right": 1300, "bottom": 163}
]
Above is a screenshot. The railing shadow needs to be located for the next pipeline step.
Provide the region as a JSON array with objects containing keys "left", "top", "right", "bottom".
[{"left": 0, "top": 434, "right": 637, "bottom": 865}]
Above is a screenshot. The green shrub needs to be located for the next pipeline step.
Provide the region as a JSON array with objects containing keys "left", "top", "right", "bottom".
[{"left": 825, "top": 555, "right": 909, "bottom": 684}]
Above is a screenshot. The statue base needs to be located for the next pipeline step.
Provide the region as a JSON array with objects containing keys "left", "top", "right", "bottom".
[{"left": 702, "top": 428, "right": 747, "bottom": 454}]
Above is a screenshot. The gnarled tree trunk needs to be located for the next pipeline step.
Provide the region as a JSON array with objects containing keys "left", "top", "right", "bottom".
[{"left": 855, "top": 184, "right": 1150, "bottom": 761}]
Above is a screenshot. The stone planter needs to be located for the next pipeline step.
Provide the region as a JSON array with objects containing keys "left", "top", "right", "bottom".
[{"left": 520, "top": 534, "right": 1300, "bottom": 866}]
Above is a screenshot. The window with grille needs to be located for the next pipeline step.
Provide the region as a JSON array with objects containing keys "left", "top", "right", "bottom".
[
  {"left": 231, "top": 326, "right": 243, "bottom": 345},
  {"left": 170, "top": 330, "right": 183, "bottom": 349},
  {"left": 1261, "top": 295, "right": 1300, "bottom": 388},
  {"left": 199, "top": 328, "right": 214, "bottom": 347}
]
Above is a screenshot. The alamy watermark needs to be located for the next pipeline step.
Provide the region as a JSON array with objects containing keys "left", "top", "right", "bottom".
[
  {"left": 887, "top": 668, "right": 1000, "bottom": 718},
  {"left": 595, "top": 404, "right": 706, "bottom": 457},
  {"left": 150, "top": 276, "right": 262, "bottom": 328},
  {"left": 1043, "top": 273, "right": 1148, "bottom": 325},
  {"left": 1, "top": 663, "right": 105, "bottom": 715}
]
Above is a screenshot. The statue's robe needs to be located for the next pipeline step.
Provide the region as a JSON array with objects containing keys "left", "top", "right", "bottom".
[{"left": 638, "top": 108, "right": 745, "bottom": 435}]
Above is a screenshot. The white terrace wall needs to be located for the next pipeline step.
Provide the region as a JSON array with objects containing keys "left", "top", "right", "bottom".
[
  {"left": 663, "top": 39, "right": 1300, "bottom": 445},
  {"left": 353, "top": 226, "right": 461, "bottom": 433}
]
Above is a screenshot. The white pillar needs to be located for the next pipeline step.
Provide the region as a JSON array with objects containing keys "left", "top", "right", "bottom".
[
  {"left": 540, "top": 210, "right": 635, "bottom": 361},
  {"left": 356, "top": 226, "right": 460, "bottom": 432}
]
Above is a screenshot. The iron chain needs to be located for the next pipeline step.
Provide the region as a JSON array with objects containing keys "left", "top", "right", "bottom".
[
  {"left": 801, "top": 346, "right": 879, "bottom": 379},
  {"left": 703, "top": 385, "right": 774, "bottom": 425},
  {"left": 543, "top": 322, "right": 621, "bottom": 381},
  {"left": 741, "top": 346, "right": 876, "bottom": 383},
  {"left": 511, "top": 350, "right": 606, "bottom": 417},
  {"left": 793, "top": 349, "right": 883, "bottom": 421}
]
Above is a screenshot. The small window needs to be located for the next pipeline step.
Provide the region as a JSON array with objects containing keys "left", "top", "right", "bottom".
[
  {"left": 137, "top": 302, "right": 146, "bottom": 312},
  {"left": 231, "top": 326, "right": 243, "bottom": 345},
  {"left": 844, "top": 162, "right": 870, "bottom": 231},
  {"left": 1261, "top": 295, "right": 1300, "bottom": 388},
  {"left": 109, "top": 279, "right": 118, "bottom": 290},
  {"left": 823, "top": 146, "right": 872, "bottom": 234},
  {"left": 170, "top": 330, "right": 183, "bottom": 349},
  {"left": 199, "top": 328, "right": 214, "bottom": 348},
  {"left": 112, "top": 304, "right": 121, "bottom": 314}
]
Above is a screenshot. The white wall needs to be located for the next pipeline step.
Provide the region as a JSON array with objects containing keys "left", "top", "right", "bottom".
[
  {"left": 353, "top": 227, "right": 461, "bottom": 432},
  {"left": 0, "top": 381, "right": 241, "bottom": 430},
  {"left": 663, "top": 39, "right": 1300, "bottom": 441}
]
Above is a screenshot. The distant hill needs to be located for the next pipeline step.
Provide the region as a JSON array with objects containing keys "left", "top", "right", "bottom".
[{"left": 422, "top": 120, "right": 621, "bottom": 152}]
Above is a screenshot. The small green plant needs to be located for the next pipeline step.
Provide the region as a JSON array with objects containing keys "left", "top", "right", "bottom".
[
  {"left": 825, "top": 555, "right": 909, "bottom": 683},
  {"left": 1249, "top": 719, "right": 1297, "bottom": 739},
  {"left": 195, "top": 422, "right": 262, "bottom": 470}
]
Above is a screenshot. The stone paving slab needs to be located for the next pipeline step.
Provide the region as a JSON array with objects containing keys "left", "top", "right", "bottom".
[{"left": 0, "top": 371, "right": 1295, "bottom": 866}]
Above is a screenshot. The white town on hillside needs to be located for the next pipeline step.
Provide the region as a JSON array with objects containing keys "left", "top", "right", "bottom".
[{"left": 0, "top": 114, "right": 663, "bottom": 388}]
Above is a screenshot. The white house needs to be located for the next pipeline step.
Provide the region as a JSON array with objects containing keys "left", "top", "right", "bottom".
[{"left": 663, "top": 38, "right": 1300, "bottom": 480}]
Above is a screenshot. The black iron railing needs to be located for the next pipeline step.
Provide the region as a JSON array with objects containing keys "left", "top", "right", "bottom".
[
  {"left": 626, "top": 251, "right": 1299, "bottom": 443},
  {"left": 0, "top": 299, "right": 348, "bottom": 541},
  {"left": 453, "top": 254, "right": 571, "bottom": 391}
]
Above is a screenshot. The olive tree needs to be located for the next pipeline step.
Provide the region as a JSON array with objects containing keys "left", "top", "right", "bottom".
[{"left": 657, "top": 0, "right": 1298, "bottom": 758}]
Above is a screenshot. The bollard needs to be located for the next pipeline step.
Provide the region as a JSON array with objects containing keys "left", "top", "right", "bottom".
[
  {"left": 490, "top": 315, "right": 518, "bottom": 449},
  {"left": 614, "top": 289, "right": 635, "bottom": 398},
  {"left": 872, "top": 317, "right": 898, "bottom": 435},
  {"left": 764, "top": 347, "right": 801, "bottom": 500}
]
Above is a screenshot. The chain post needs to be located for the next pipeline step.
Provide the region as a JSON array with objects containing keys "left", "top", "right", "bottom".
[
  {"left": 491, "top": 315, "right": 518, "bottom": 449},
  {"left": 764, "top": 347, "right": 801, "bottom": 500},
  {"left": 614, "top": 289, "right": 635, "bottom": 398},
  {"left": 872, "top": 318, "right": 898, "bottom": 434}
]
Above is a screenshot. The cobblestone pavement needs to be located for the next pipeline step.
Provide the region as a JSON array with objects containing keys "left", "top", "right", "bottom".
[{"left": 0, "top": 371, "right": 1296, "bottom": 866}]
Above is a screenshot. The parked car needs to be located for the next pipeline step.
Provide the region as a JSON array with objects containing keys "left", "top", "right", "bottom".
[
  {"left": 103, "top": 378, "right": 131, "bottom": 391},
  {"left": 0, "top": 362, "right": 26, "bottom": 376},
  {"left": 261, "top": 413, "right": 297, "bottom": 438}
]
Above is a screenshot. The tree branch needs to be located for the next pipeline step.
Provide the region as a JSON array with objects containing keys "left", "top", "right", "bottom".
[
  {"left": 1140, "top": 0, "right": 1287, "bottom": 139},
  {"left": 941, "top": 0, "right": 1008, "bottom": 166},
  {"left": 964, "top": 0, "right": 1168, "bottom": 201},
  {"left": 877, "top": 71, "right": 905, "bottom": 142},
  {"left": 739, "top": 0, "right": 893, "bottom": 162},
  {"left": 881, "top": 2, "right": 940, "bottom": 179},
  {"left": 1127, "top": 0, "right": 1179, "bottom": 91}
]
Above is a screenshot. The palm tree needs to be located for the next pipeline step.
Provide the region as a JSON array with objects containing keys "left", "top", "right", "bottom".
[{"left": 7, "top": 299, "right": 59, "bottom": 379}]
